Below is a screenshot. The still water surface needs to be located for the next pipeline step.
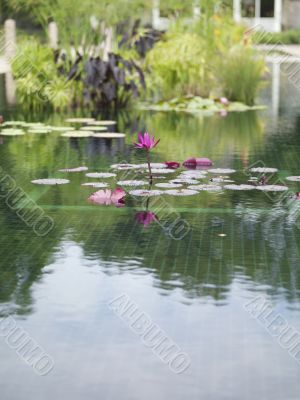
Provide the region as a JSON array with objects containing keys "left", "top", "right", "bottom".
[{"left": 0, "top": 68, "right": 300, "bottom": 399}]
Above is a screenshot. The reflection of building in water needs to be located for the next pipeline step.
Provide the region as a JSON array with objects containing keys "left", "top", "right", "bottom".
[{"left": 259, "top": 58, "right": 300, "bottom": 125}]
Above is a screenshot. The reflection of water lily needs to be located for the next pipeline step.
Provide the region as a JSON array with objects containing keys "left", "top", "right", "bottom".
[
  {"left": 89, "top": 188, "right": 126, "bottom": 207},
  {"left": 134, "top": 132, "right": 160, "bottom": 150},
  {"left": 135, "top": 211, "right": 157, "bottom": 227},
  {"left": 165, "top": 161, "right": 180, "bottom": 169},
  {"left": 220, "top": 109, "right": 228, "bottom": 117}
]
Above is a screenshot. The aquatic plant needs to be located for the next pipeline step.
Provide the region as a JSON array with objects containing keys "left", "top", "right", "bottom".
[
  {"left": 134, "top": 132, "right": 160, "bottom": 184},
  {"left": 88, "top": 188, "right": 126, "bottom": 207},
  {"left": 165, "top": 162, "right": 181, "bottom": 169}
]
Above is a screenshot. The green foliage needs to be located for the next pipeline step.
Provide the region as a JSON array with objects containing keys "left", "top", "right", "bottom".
[
  {"left": 11, "top": 39, "right": 73, "bottom": 111},
  {"left": 217, "top": 44, "right": 266, "bottom": 106},
  {"left": 146, "top": 10, "right": 265, "bottom": 105},
  {"left": 9, "top": 0, "right": 153, "bottom": 47},
  {"left": 253, "top": 29, "right": 300, "bottom": 45},
  {"left": 140, "top": 96, "right": 266, "bottom": 113},
  {"left": 145, "top": 32, "right": 211, "bottom": 99}
]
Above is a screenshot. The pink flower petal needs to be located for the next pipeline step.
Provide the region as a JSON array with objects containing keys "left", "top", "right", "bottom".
[
  {"left": 165, "top": 161, "right": 180, "bottom": 169},
  {"left": 111, "top": 188, "right": 126, "bottom": 202}
]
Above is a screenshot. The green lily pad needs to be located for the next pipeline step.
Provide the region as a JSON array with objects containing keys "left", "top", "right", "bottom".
[
  {"left": 49, "top": 126, "right": 75, "bottom": 132},
  {"left": 65, "top": 118, "right": 95, "bottom": 123},
  {"left": 2, "top": 121, "right": 27, "bottom": 127},
  {"left": 31, "top": 178, "right": 70, "bottom": 185},
  {"left": 28, "top": 128, "right": 52, "bottom": 134},
  {"left": 87, "top": 120, "right": 116, "bottom": 126},
  {"left": 61, "top": 131, "right": 94, "bottom": 138},
  {"left": 92, "top": 133, "right": 125, "bottom": 138},
  {"left": 0, "top": 129, "right": 25, "bottom": 136},
  {"left": 81, "top": 126, "right": 108, "bottom": 131}
]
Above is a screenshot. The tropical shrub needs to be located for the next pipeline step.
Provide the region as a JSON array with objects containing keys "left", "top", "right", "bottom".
[
  {"left": 11, "top": 37, "right": 146, "bottom": 111},
  {"left": 11, "top": 39, "right": 73, "bottom": 111}
]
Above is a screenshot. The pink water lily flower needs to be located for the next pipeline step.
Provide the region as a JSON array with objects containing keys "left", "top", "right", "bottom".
[
  {"left": 165, "top": 161, "right": 180, "bottom": 169},
  {"left": 135, "top": 211, "right": 157, "bottom": 227},
  {"left": 134, "top": 132, "right": 160, "bottom": 150},
  {"left": 220, "top": 97, "right": 229, "bottom": 106},
  {"left": 183, "top": 158, "right": 213, "bottom": 168},
  {"left": 88, "top": 188, "right": 126, "bottom": 207}
]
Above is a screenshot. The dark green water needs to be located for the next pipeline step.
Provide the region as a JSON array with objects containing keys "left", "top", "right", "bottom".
[{"left": 1, "top": 69, "right": 300, "bottom": 399}]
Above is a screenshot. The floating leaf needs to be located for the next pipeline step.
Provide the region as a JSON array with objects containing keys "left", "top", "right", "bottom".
[
  {"left": 177, "top": 175, "right": 206, "bottom": 181},
  {"left": 92, "top": 133, "right": 126, "bottom": 138},
  {"left": 31, "top": 178, "right": 70, "bottom": 185},
  {"left": 65, "top": 118, "right": 95, "bottom": 123},
  {"left": 208, "top": 168, "right": 236, "bottom": 174},
  {"left": 129, "top": 189, "right": 164, "bottom": 197},
  {"left": 224, "top": 184, "right": 256, "bottom": 190},
  {"left": 28, "top": 128, "right": 52, "bottom": 134},
  {"left": 61, "top": 131, "right": 94, "bottom": 137},
  {"left": 81, "top": 182, "right": 108, "bottom": 188},
  {"left": 250, "top": 167, "right": 278, "bottom": 173},
  {"left": 151, "top": 168, "right": 175, "bottom": 174},
  {"left": 2, "top": 121, "right": 27, "bottom": 127},
  {"left": 256, "top": 185, "right": 288, "bottom": 191},
  {"left": 117, "top": 180, "right": 148, "bottom": 186},
  {"left": 87, "top": 120, "right": 116, "bottom": 125},
  {"left": 165, "top": 189, "right": 199, "bottom": 196},
  {"left": 86, "top": 172, "right": 116, "bottom": 178},
  {"left": 111, "top": 163, "right": 141, "bottom": 170},
  {"left": 187, "top": 184, "right": 222, "bottom": 191},
  {"left": 181, "top": 170, "right": 207, "bottom": 177},
  {"left": 81, "top": 126, "right": 108, "bottom": 131},
  {"left": 286, "top": 176, "right": 300, "bottom": 182},
  {"left": 25, "top": 123, "right": 45, "bottom": 128},
  {"left": 139, "top": 163, "right": 166, "bottom": 169},
  {"left": 59, "top": 166, "right": 88, "bottom": 172},
  {"left": 155, "top": 183, "right": 183, "bottom": 188},
  {"left": 209, "top": 177, "right": 234, "bottom": 183},
  {"left": 0, "top": 129, "right": 25, "bottom": 136},
  {"left": 49, "top": 126, "right": 76, "bottom": 132},
  {"left": 170, "top": 178, "right": 200, "bottom": 185}
]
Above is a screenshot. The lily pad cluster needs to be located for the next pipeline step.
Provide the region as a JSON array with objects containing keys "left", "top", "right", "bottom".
[
  {"left": 0, "top": 118, "right": 126, "bottom": 139},
  {"left": 30, "top": 161, "right": 300, "bottom": 209},
  {"left": 139, "top": 96, "right": 266, "bottom": 115}
]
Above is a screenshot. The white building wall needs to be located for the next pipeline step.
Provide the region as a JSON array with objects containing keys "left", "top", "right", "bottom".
[{"left": 283, "top": 0, "right": 300, "bottom": 29}]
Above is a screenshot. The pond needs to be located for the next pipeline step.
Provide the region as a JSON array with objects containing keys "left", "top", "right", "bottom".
[{"left": 0, "top": 64, "right": 300, "bottom": 399}]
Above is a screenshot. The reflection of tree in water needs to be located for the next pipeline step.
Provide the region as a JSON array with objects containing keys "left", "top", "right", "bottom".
[
  {"left": 0, "top": 206, "right": 65, "bottom": 317},
  {"left": 1, "top": 107, "right": 300, "bottom": 314},
  {"left": 1, "top": 196, "right": 300, "bottom": 317},
  {"left": 235, "top": 203, "right": 300, "bottom": 303}
]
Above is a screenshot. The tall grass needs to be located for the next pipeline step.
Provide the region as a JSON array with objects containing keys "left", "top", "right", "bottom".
[
  {"left": 145, "top": 32, "right": 212, "bottom": 99},
  {"left": 217, "top": 44, "right": 266, "bottom": 106},
  {"left": 146, "top": 11, "right": 266, "bottom": 105}
]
